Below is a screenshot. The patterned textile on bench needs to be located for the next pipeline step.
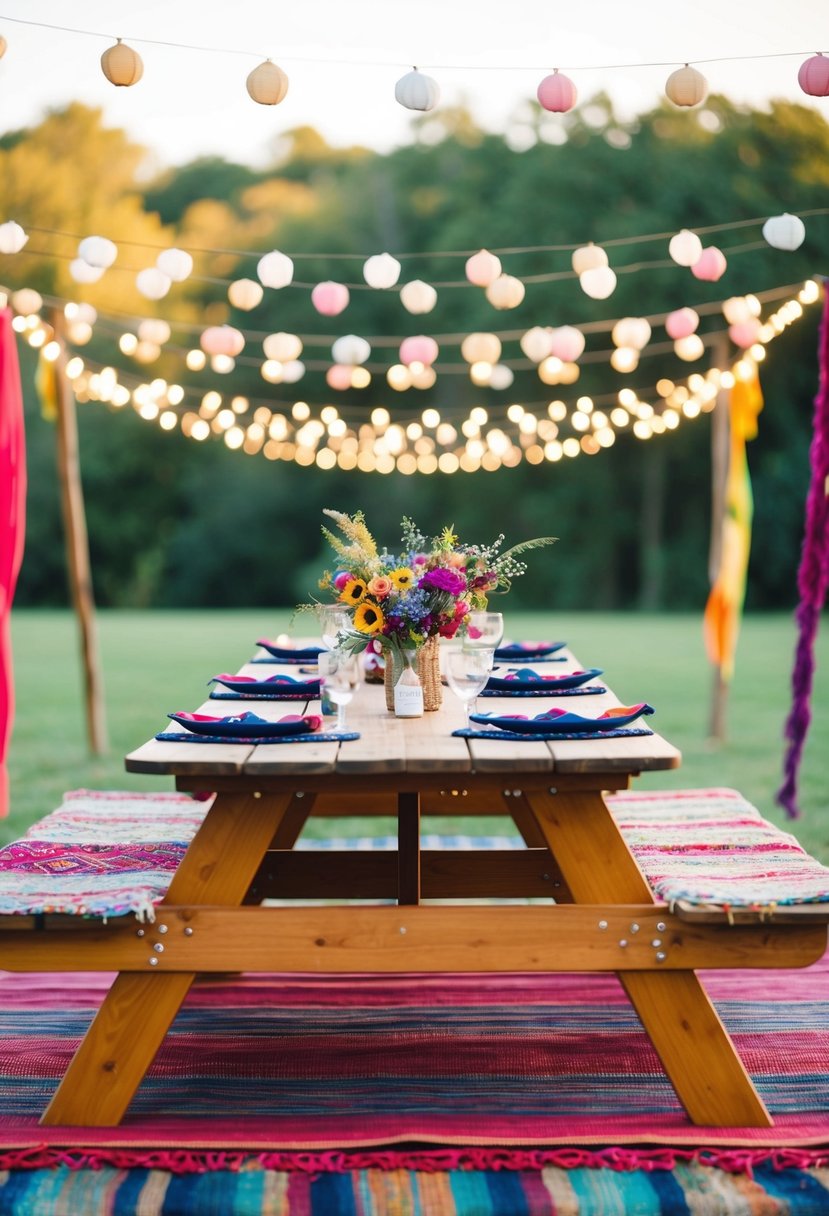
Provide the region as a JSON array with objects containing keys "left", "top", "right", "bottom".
[
  {"left": 606, "top": 786, "right": 829, "bottom": 910},
  {"left": 0, "top": 789, "right": 211, "bottom": 921}
]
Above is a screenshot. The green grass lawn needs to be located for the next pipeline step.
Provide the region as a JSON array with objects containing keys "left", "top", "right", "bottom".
[{"left": 5, "top": 609, "right": 829, "bottom": 861}]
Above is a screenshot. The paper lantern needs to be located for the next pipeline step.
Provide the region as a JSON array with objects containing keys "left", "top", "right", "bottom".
[
  {"left": 228, "top": 278, "right": 264, "bottom": 310},
  {"left": 246, "top": 59, "right": 289, "bottom": 105},
  {"left": 0, "top": 35, "right": 6, "bottom": 59},
  {"left": 465, "top": 249, "right": 502, "bottom": 287},
  {"left": 11, "top": 288, "right": 42, "bottom": 316},
  {"left": 101, "top": 39, "right": 144, "bottom": 87},
  {"left": 489, "top": 364, "right": 515, "bottom": 390},
  {"left": 798, "top": 53, "right": 829, "bottom": 97},
  {"left": 67, "top": 302, "right": 97, "bottom": 326},
  {"left": 69, "top": 258, "right": 104, "bottom": 283},
  {"left": 200, "top": 325, "right": 245, "bottom": 357},
  {"left": 691, "top": 246, "right": 727, "bottom": 281},
  {"left": 665, "top": 64, "right": 708, "bottom": 107},
  {"left": 326, "top": 365, "right": 353, "bottom": 391},
  {"left": 257, "top": 249, "right": 294, "bottom": 289},
  {"left": 579, "top": 265, "right": 617, "bottom": 299},
  {"left": 399, "top": 335, "right": 439, "bottom": 366},
  {"left": 461, "top": 333, "right": 501, "bottom": 364},
  {"left": 674, "top": 334, "right": 704, "bottom": 361},
  {"left": 548, "top": 326, "right": 585, "bottom": 362},
  {"left": 311, "top": 281, "right": 349, "bottom": 316},
  {"left": 762, "top": 212, "right": 806, "bottom": 251},
  {"left": 668, "top": 229, "right": 703, "bottom": 267},
  {"left": 136, "top": 268, "right": 171, "bottom": 299},
  {"left": 729, "top": 319, "right": 761, "bottom": 348},
  {"left": 0, "top": 221, "right": 27, "bottom": 254},
  {"left": 610, "top": 347, "right": 639, "bottom": 373},
  {"left": 78, "top": 236, "right": 117, "bottom": 268},
  {"left": 520, "top": 327, "right": 554, "bottom": 362},
  {"left": 363, "top": 252, "right": 401, "bottom": 289},
  {"left": 137, "top": 318, "right": 171, "bottom": 345},
  {"left": 611, "top": 317, "right": 651, "bottom": 350},
  {"left": 469, "top": 361, "right": 493, "bottom": 387},
  {"left": 387, "top": 364, "right": 412, "bottom": 391},
  {"left": 400, "top": 279, "right": 437, "bottom": 314},
  {"left": 263, "top": 332, "right": 302, "bottom": 361},
  {"left": 536, "top": 70, "right": 578, "bottom": 113},
  {"left": 486, "top": 274, "right": 525, "bottom": 310},
  {"left": 571, "top": 243, "right": 607, "bottom": 275},
  {"left": 332, "top": 334, "right": 371, "bottom": 365},
  {"left": 665, "top": 307, "right": 699, "bottom": 339},
  {"left": 156, "top": 248, "right": 193, "bottom": 281},
  {"left": 538, "top": 357, "right": 564, "bottom": 385},
  {"left": 410, "top": 365, "right": 436, "bottom": 389},
  {"left": 722, "top": 296, "right": 754, "bottom": 325},
  {"left": 395, "top": 68, "right": 440, "bottom": 111}
]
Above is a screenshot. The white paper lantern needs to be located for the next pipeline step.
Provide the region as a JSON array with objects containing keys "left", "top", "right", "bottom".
[
  {"left": 762, "top": 212, "right": 806, "bottom": 251},
  {"left": 489, "top": 364, "right": 515, "bottom": 390},
  {"left": 520, "top": 327, "right": 554, "bottom": 362},
  {"left": 136, "top": 268, "right": 171, "bottom": 299},
  {"left": 400, "top": 279, "right": 437, "bottom": 314},
  {"left": 11, "top": 288, "right": 42, "bottom": 316},
  {"left": 78, "top": 236, "right": 117, "bottom": 269},
  {"left": 548, "top": 326, "right": 586, "bottom": 362},
  {"left": 579, "top": 265, "right": 617, "bottom": 299},
  {"left": 610, "top": 346, "right": 639, "bottom": 373},
  {"left": 674, "top": 334, "right": 705, "bottom": 361},
  {"left": 0, "top": 35, "right": 6, "bottom": 60},
  {"left": 263, "top": 332, "right": 302, "bottom": 361},
  {"left": 485, "top": 274, "right": 525, "bottom": 309},
  {"left": 461, "top": 333, "right": 501, "bottom": 364},
  {"left": 395, "top": 68, "right": 440, "bottom": 112},
  {"left": 100, "top": 39, "right": 143, "bottom": 87},
  {"left": 363, "top": 252, "right": 401, "bottom": 289},
  {"left": 228, "top": 278, "right": 264, "bottom": 310},
  {"left": 722, "top": 296, "right": 754, "bottom": 325},
  {"left": 465, "top": 249, "right": 502, "bottom": 287},
  {"left": 571, "top": 243, "right": 607, "bottom": 275},
  {"left": 611, "top": 317, "right": 651, "bottom": 350},
  {"left": 469, "top": 361, "right": 493, "bottom": 387},
  {"left": 668, "top": 229, "right": 703, "bottom": 267},
  {"left": 200, "top": 325, "right": 245, "bottom": 357},
  {"left": 156, "top": 247, "right": 193, "bottom": 281},
  {"left": 0, "top": 221, "right": 28, "bottom": 254},
  {"left": 138, "top": 318, "right": 171, "bottom": 344},
  {"left": 281, "top": 360, "right": 305, "bottom": 384},
  {"left": 332, "top": 334, "right": 371, "bottom": 365},
  {"left": 67, "top": 301, "right": 98, "bottom": 326},
  {"left": 246, "top": 59, "right": 289, "bottom": 105},
  {"left": 257, "top": 250, "right": 294, "bottom": 288},
  {"left": 665, "top": 64, "right": 708, "bottom": 107},
  {"left": 69, "top": 259, "right": 104, "bottom": 283}
]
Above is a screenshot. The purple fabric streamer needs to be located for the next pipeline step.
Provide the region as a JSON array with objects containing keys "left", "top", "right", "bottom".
[{"left": 777, "top": 285, "right": 829, "bottom": 818}]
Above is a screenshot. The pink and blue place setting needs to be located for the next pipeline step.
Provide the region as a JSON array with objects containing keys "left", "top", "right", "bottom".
[
  {"left": 209, "top": 672, "right": 321, "bottom": 699},
  {"left": 484, "top": 666, "right": 604, "bottom": 693},
  {"left": 461, "top": 703, "right": 655, "bottom": 740},
  {"left": 493, "top": 641, "right": 567, "bottom": 662},
  {"left": 157, "top": 711, "right": 360, "bottom": 744},
  {"left": 254, "top": 640, "right": 325, "bottom": 663}
]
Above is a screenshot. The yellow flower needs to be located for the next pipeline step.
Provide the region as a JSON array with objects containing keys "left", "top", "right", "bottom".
[
  {"left": 339, "top": 578, "right": 367, "bottom": 605},
  {"left": 354, "top": 601, "right": 385, "bottom": 635},
  {"left": 390, "top": 566, "right": 415, "bottom": 590}
]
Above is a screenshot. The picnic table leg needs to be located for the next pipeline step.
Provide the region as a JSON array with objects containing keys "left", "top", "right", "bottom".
[
  {"left": 524, "top": 786, "right": 773, "bottom": 1128},
  {"left": 41, "top": 789, "right": 295, "bottom": 1126}
]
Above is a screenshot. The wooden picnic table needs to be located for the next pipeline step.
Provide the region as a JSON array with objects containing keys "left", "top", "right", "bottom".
[{"left": 28, "top": 643, "right": 827, "bottom": 1128}]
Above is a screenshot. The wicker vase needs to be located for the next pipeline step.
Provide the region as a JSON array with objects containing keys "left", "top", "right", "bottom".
[{"left": 384, "top": 636, "right": 442, "bottom": 712}]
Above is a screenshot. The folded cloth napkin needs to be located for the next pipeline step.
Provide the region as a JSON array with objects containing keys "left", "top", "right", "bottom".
[
  {"left": 167, "top": 711, "right": 323, "bottom": 739},
  {"left": 209, "top": 673, "right": 321, "bottom": 695},
  {"left": 494, "top": 641, "right": 566, "bottom": 661},
  {"left": 470, "top": 703, "right": 655, "bottom": 735},
  {"left": 453, "top": 727, "right": 654, "bottom": 741},
  {"left": 256, "top": 640, "right": 324, "bottom": 661},
  {"left": 478, "top": 685, "right": 606, "bottom": 698},
  {"left": 485, "top": 666, "right": 603, "bottom": 692}
]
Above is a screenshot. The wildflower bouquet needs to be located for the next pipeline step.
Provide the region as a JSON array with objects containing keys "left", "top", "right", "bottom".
[{"left": 309, "top": 509, "right": 556, "bottom": 659}]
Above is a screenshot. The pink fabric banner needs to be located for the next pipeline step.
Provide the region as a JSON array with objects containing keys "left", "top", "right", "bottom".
[{"left": 0, "top": 307, "right": 27, "bottom": 818}]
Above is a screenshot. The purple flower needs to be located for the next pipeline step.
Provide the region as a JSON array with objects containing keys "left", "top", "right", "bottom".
[{"left": 419, "top": 567, "right": 466, "bottom": 595}]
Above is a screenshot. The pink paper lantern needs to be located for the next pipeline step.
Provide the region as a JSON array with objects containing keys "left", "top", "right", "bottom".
[
  {"left": 200, "top": 325, "right": 245, "bottom": 357},
  {"left": 548, "top": 325, "right": 585, "bottom": 362},
  {"left": 691, "top": 247, "right": 727, "bottom": 282},
  {"left": 798, "top": 53, "right": 829, "bottom": 97},
  {"left": 536, "top": 70, "right": 578, "bottom": 113},
  {"left": 326, "top": 364, "right": 353, "bottom": 390},
  {"left": 399, "top": 335, "right": 439, "bottom": 366},
  {"left": 665, "top": 307, "right": 699, "bottom": 340},
  {"left": 728, "top": 319, "right": 761, "bottom": 349},
  {"left": 311, "top": 281, "right": 350, "bottom": 316}
]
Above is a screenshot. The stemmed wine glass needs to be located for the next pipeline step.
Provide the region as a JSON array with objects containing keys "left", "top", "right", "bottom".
[
  {"left": 464, "top": 611, "right": 504, "bottom": 651},
  {"left": 444, "top": 647, "right": 495, "bottom": 729},
  {"left": 318, "top": 605, "right": 350, "bottom": 651},
  {"left": 321, "top": 651, "right": 361, "bottom": 732}
]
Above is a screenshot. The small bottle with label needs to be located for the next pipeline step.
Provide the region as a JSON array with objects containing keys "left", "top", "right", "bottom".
[{"left": 393, "top": 651, "right": 424, "bottom": 718}]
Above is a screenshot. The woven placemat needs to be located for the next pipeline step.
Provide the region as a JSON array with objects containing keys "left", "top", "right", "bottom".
[
  {"left": 209, "top": 690, "right": 317, "bottom": 701},
  {"left": 452, "top": 727, "right": 654, "bottom": 741},
  {"left": 155, "top": 730, "right": 359, "bottom": 744}
]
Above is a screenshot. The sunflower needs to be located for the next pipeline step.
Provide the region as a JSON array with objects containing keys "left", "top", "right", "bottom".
[
  {"left": 354, "top": 601, "right": 385, "bottom": 635},
  {"left": 389, "top": 566, "right": 415, "bottom": 590},
  {"left": 339, "top": 578, "right": 367, "bottom": 605}
]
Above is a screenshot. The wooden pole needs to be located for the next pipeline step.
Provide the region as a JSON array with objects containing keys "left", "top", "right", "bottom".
[
  {"left": 707, "top": 333, "right": 731, "bottom": 742},
  {"left": 50, "top": 311, "right": 108, "bottom": 755}
]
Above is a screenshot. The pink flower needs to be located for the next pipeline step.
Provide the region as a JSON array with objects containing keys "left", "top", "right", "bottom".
[
  {"left": 367, "top": 575, "right": 393, "bottom": 599},
  {"left": 446, "top": 552, "right": 467, "bottom": 569},
  {"left": 333, "top": 570, "right": 352, "bottom": 591}
]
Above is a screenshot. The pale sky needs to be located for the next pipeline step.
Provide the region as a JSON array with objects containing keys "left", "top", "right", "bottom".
[{"left": 0, "top": 0, "right": 826, "bottom": 170}]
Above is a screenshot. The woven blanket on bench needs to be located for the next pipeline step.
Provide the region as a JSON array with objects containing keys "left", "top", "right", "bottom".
[{"left": 0, "top": 790, "right": 211, "bottom": 920}]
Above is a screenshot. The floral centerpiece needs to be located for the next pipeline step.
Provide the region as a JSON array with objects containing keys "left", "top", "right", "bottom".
[{"left": 303, "top": 510, "right": 556, "bottom": 712}]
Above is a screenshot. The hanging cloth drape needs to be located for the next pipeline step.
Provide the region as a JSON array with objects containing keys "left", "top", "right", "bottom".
[
  {"left": 0, "top": 308, "right": 27, "bottom": 818},
  {"left": 777, "top": 286, "right": 829, "bottom": 819}
]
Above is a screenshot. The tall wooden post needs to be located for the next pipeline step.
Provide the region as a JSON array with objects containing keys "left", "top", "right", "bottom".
[
  {"left": 707, "top": 333, "right": 731, "bottom": 742},
  {"left": 50, "top": 311, "right": 108, "bottom": 754}
]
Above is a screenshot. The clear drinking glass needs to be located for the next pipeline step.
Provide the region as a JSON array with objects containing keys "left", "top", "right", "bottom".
[
  {"left": 464, "top": 612, "right": 504, "bottom": 650},
  {"left": 318, "top": 605, "right": 350, "bottom": 650},
  {"left": 444, "top": 647, "right": 494, "bottom": 728},
  {"left": 322, "top": 651, "right": 361, "bottom": 732}
]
